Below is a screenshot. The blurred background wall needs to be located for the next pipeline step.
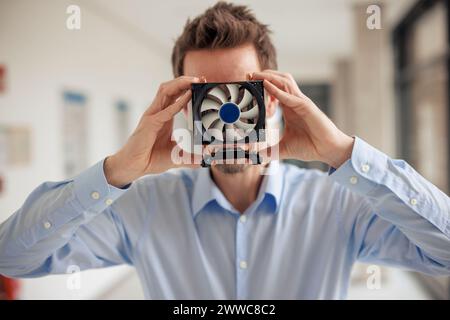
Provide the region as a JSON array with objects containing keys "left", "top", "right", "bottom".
[{"left": 0, "top": 0, "right": 448, "bottom": 299}]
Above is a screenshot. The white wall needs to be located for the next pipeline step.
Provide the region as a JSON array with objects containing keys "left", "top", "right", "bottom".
[{"left": 0, "top": 0, "right": 170, "bottom": 299}]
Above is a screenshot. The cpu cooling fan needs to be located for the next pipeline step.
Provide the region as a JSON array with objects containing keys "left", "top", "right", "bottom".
[{"left": 191, "top": 81, "right": 265, "bottom": 146}]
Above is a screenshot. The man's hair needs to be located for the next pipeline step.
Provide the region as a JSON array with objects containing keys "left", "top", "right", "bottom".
[{"left": 171, "top": 1, "right": 277, "bottom": 77}]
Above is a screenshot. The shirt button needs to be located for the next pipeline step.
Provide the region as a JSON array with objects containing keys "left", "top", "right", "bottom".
[
  {"left": 361, "top": 164, "right": 370, "bottom": 173},
  {"left": 349, "top": 176, "right": 358, "bottom": 185},
  {"left": 239, "top": 215, "right": 247, "bottom": 223},
  {"left": 105, "top": 199, "right": 113, "bottom": 206},
  {"left": 91, "top": 191, "right": 100, "bottom": 200},
  {"left": 410, "top": 198, "right": 418, "bottom": 206},
  {"left": 239, "top": 261, "right": 248, "bottom": 269},
  {"left": 43, "top": 221, "right": 52, "bottom": 229}
]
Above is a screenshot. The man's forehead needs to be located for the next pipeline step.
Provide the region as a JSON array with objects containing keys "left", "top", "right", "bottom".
[{"left": 183, "top": 44, "right": 261, "bottom": 82}]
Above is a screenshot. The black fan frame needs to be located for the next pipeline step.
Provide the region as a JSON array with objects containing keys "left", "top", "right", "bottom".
[{"left": 191, "top": 80, "right": 266, "bottom": 146}]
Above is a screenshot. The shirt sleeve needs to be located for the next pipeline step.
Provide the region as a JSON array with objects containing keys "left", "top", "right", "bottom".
[
  {"left": 329, "top": 137, "right": 450, "bottom": 276},
  {"left": 0, "top": 159, "right": 132, "bottom": 278}
]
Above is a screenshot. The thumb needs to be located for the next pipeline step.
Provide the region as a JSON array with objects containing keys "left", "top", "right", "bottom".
[{"left": 157, "top": 90, "right": 191, "bottom": 123}]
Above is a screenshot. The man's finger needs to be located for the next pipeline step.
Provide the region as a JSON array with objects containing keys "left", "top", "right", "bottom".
[
  {"left": 251, "top": 71, "right": 286, "bottom": 89},
  {"left": 158, "top": 90, "right": 192, "bottom": 122},
  {"left": 263, "top": 79, "right": 299, "bottom": 108},
  {"left": 151, "top": 76, "right": 200, "bottom": 113},
  {"left": 162, "top": 76, "right": 200, "bottom": 99},
  {"left": 262, "top": 69, "right": 291, "bottom": 79},
  {"left": 253, "top": 71, "right": 303, "bottom": 97}
]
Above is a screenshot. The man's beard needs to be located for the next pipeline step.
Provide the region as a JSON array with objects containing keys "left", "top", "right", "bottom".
[{"left": 213, "top": 164, "right": 251, "bottom": 174}]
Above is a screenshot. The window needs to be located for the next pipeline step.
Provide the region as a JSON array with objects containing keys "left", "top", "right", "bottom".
[
  {"left": 393, "top": 0, "right": 450, "bottom": 299},
  {"left": 394, "top": 0, "right": 449, "bottom": 194}
]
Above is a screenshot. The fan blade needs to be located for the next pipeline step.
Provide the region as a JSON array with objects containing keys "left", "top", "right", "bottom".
[
  {"left": 208, "top": 87, "right": 227, "bottom": 104},
  {"left": 238, "top": 89, "right": 253, "bottom": 110},
  {"left": 226, "top": 84, "right": 239, "bottom": 104},
  {"left": 234, "top": 120, "right": 256, "bottom": 130},
  {"left": 209, "top": 121, "right": 224, "bottom": 141},
  {"left": 202, "top": 112, "right": 220, "bottom": 130},
  {"left": 240, "top": 104, "right": 259, "bottom": 119},
  {"left": 225, "top": 124, "right": 242, "bottom": 142},
  {"left": 200, "top": 99, "right": 220, "bottom": 113}
]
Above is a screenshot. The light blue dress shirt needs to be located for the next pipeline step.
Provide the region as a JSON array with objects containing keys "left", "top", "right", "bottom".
[{"left": 0, "top": 137, "right": 449, "bottom": 299}]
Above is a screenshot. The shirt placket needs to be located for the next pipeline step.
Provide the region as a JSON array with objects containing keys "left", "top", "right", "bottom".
[{"left": 235, "top": 212, "right": 249, "bottom": 299}]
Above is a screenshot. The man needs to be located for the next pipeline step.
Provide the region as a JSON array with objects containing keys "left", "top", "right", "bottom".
[{"left": 0, "top": 2, "right": 449, "bottom": 299}]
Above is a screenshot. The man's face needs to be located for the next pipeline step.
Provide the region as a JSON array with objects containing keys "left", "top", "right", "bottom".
[{"left": 184, "top": 44, "right": 273, "bottom": 174}]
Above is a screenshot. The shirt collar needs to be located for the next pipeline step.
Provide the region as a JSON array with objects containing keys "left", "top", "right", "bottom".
[{"left": 192, "top": 161, "right": 283, "bottom": 218}]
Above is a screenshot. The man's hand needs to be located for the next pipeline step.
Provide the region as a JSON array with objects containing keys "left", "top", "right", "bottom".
[
  {"left": 251, "top": 70, "right": 354, "bottom": 168},
  {"left": 104, "top": 76, "right": 201, "bottom": 188}
]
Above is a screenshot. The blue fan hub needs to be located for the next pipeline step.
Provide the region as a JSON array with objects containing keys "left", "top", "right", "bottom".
[{"left": 219, "top": 102, "right": 240, "bottom": 124}]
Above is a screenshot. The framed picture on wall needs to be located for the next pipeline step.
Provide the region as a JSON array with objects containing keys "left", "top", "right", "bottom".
[
  {"left": 62, "top": 90, "right": 88, "bottom": 178},
  {"left": 114, "top": 99, "right": 131, "bottom": 148},
  {"left": 0, "top": 124, "right": 31, "bottom": 166},
  {"left": 0, "top": 65, "right": 6, "bottom": 94}
]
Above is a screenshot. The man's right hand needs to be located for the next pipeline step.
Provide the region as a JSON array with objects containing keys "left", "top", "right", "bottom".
[{"left": 104, "top": 76, "right": 201, "bottom": 188}]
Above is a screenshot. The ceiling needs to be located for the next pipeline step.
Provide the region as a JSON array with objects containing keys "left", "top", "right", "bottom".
[{"left": 83, "top": 0, "right": 415, "bottom": 80}]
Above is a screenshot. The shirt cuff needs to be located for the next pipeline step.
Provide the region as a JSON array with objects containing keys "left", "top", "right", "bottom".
[
  {"left": 73, "top": 158, "right": 131, "bottom": 212},
  {"left": 328, "top": 136, "right": 388, "bottom": 195}
]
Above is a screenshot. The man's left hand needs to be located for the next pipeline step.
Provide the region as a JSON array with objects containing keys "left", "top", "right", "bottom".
[{"left": 251, "top": 70, "right": 354, "bottom": 168}]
